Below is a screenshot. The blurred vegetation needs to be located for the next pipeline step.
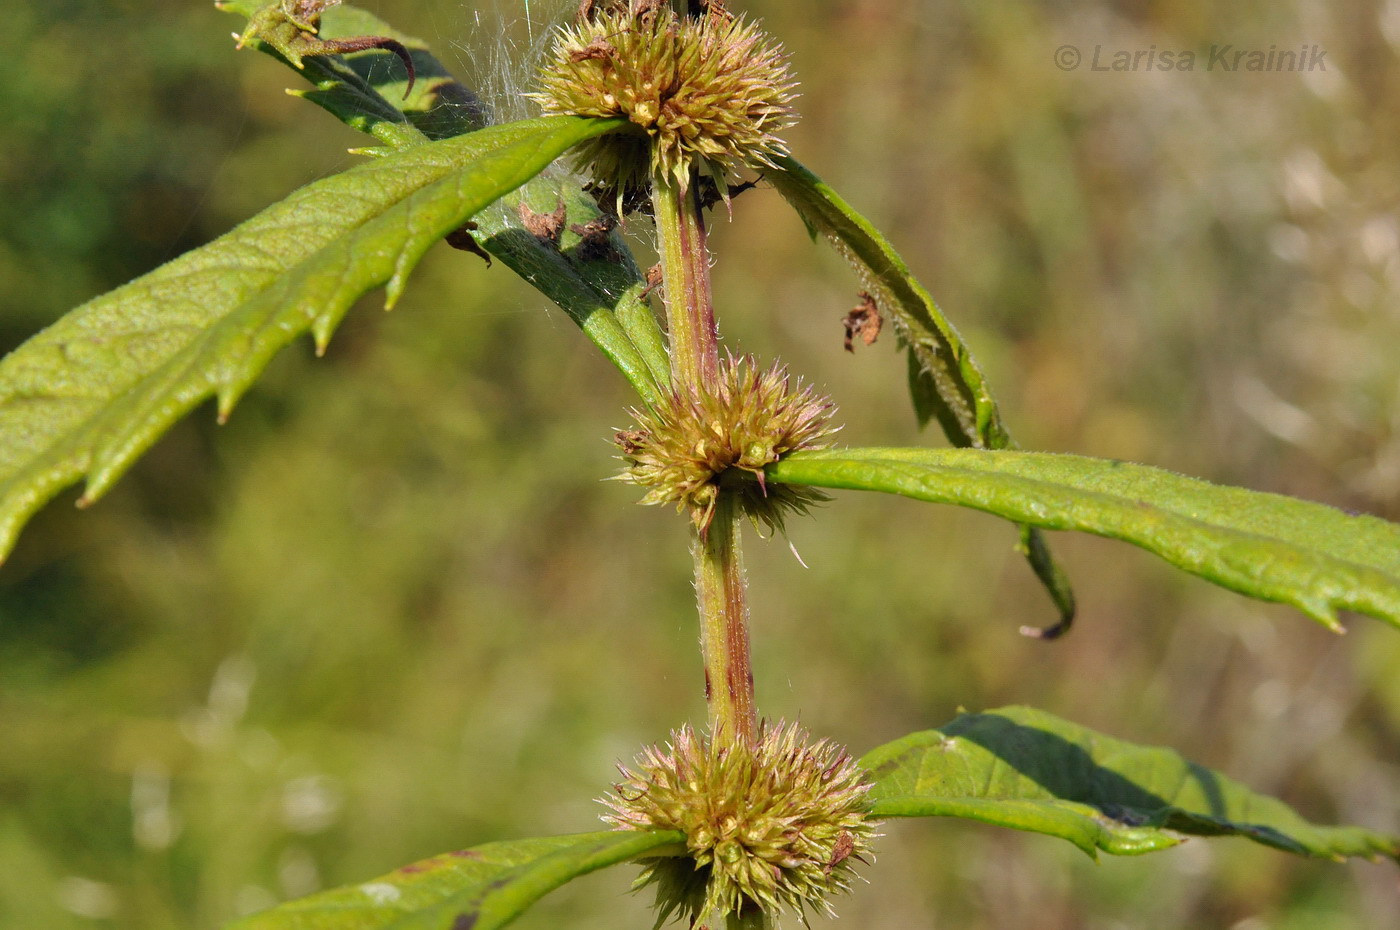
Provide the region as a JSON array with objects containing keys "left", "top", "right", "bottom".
[{"left": 1, "top": 0, "right": 1398, "bottom": 928}]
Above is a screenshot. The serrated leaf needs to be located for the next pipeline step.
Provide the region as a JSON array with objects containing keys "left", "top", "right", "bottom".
[
  {"left": 227, "top": 830, "right": 685, "bottom": 930},
  {"left": 767, "top": 156, "right": 1075, "bottom": 635},
  {"left": 861, "top": 705, "right": 1400, "bottom": 861},
  {"left": 767, "top": 447, "right": 1400, "bottom": 631},
  {"left": 0, "top": 115, "right": 631, "bottom": 565},
  {"left": 221, "top": 1, "right": 672, "bottom": 399}
]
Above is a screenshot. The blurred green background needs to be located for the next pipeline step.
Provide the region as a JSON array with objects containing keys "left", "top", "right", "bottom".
[{"left": 2, "top": 1, "right": 1398, "bottom": 927}]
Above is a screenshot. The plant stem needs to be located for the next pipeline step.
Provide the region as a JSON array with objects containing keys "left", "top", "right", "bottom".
[
  {"left": 652, "top": 174, "right": 720, "bottom": 389},
  {"left": 652, "top": 169, "right": 756, "bottom": 745},
  {"left": 693, "top": 494, "right": 757, "bottom": 745}
]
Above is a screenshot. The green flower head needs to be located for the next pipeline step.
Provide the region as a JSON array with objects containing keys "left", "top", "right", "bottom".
[
  {"left": 614, "top": 356, "right": 836, "bottom": 534},
  {"left": 602, "top": 721, "right": 879, "bottom": 926},
  {"left": 532, "top": 5, "right": 797, "bottom": 197}
]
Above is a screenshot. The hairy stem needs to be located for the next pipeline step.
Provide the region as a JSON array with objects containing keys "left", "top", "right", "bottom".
[
  {"left": 653, "top": 168, "right": 756, "bottom": 744},
  {"left": 693, "top": 493, "right": 757, "bottom": 745},
  {"left": 653, "top": 173, "right": 720, "bottom": 389}
]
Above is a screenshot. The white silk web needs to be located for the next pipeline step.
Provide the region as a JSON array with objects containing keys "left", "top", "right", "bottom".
[{"left": 436, "top": 0, "right": 578, "bottom": 125}]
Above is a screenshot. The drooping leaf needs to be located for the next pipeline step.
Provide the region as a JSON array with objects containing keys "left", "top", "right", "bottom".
[
  {"left": 766, "top": 154, "right": 1008, "bottom": 450},
  {"left": 766, "top": 155, "right": 1075, "bottom": 636},
  {"left": 861, "top": 705, "right": 1400, "bottom": 861},
  {"left": 221, "top": 1, "right": 673, "bottom": 397},
  {"left": 0, "top": 115, "right": 632, "bottom": 565},
  {"left": 767, "top": 447, "right": 1400, "bottom": 631},
  {"left": 227, "top": 830, "right": 685, "bottom": 930}
]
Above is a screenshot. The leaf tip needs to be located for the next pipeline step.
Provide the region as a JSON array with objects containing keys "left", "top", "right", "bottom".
[
  {"left": 383, "top": 283, "right": 404, "bottom": 311},
  {"left": 1304, "top": 603, "right": 1347, "bottom": 635},
  {"left": 216, "top": 386, "right": 241, "bottom": 425},
  {"left": 311, "top": 319, "right": 334, "bottom": 355},
  {"left": 1018, "top": 620, "right": 1071, "bottom": 641}
]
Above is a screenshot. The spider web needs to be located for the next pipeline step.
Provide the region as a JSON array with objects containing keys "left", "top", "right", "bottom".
[
  {"left": 404, "top": 0, "right": 650, "bottom": 314},
  {"left": 428, "top": 0, "right": 578, "bottom": 125}
]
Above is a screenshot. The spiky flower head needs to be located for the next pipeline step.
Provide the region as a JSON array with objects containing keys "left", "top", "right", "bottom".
[
  {"left": 602, "top": 721, "right": 879, "bottom": 926},
  {"left": 615, "top": 356, "right": 836, "bottom": 534},
  {"left": 531, "top": 6, "right": 797, "bottom": 197}
]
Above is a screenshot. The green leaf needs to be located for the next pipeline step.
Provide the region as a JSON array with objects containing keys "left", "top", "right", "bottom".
[
  {"left": 862, "top": 705, "right": 1400, "bottom": 861},
  {"left": 312, "top": 2, "right": 490, "bottom": 140},
  {"left": 227, "top": 830, "right": 685, "bottom": 930},
  {"left": 219, "top": 1, "right": 489, "bottom": 144},
  {"left": 767, "top": 156, "right": 1075, "bottom": 636},
  {"left": 471, "top": 182, "right": 674, "bottom": 399},
  {"left": 0, "top": 115, "right": 630, "bottom": 565},
  {"left": 766, "top": 154, "right": 1008, "bottom": 450},
  {"left": 767, "top": 447, "right": 1400, "bottom": 631},
  {"left": 220, "top": 1, "right": 672, "bottom": 399}
]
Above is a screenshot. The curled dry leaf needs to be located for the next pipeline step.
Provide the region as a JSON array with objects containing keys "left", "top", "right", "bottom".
[
  {"left": 445, "top": 221, "right": 492, "bottom": 266},
  {"left": 518, "top": 199, "right": 568, "bottom": 244},
  {"left": 843, "top": 290, "right": 882, "bottom": 353}
]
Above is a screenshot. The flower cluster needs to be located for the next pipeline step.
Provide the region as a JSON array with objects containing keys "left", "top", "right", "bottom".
[
  {"left": 532, "top": 5, "right": 796, "bottom": 197},
  {"left": 614, "top": 357, "right": 836, "bottom": 534},
  {"left": 602, "top": 721, "right": 879, "bottom": 925}
]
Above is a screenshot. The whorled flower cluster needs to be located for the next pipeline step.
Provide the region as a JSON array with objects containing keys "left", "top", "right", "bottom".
[
  {"left": 614, "top": 357, "right": 836, "bottom": 533},
  {"left": 531, "top": 5, "right": 796, "bottom": 197},
  {"left": 601, "top": 721, "right": 879, "bottom": 925}
]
